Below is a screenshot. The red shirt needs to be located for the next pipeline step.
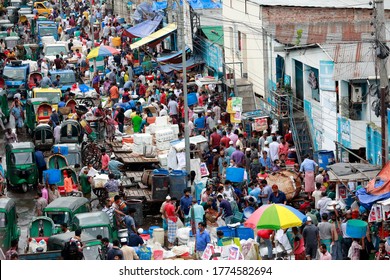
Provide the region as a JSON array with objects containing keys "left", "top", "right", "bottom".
[
  {"left": 165, "top": 203, "right": 177, "bottom": 222},
  {"left": 139, "top": 84, "right": 146, "bottom": 96},
  {"left": 210, "top": 132, "right": 221, "bottom": 148},
  {"left": 101, "top": 154, "right": 110, "bottom": 171},
  {"left": 220, "top": 136, "right": 230, "bottom": 148},
  {"left": 160, "top": 93, "right": 167, "bottom": 105}
]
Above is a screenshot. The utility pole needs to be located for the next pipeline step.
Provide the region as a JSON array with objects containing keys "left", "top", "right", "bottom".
[
  {"left": 167, "top": 0, "right": 174, "bottom": 24},
  {"left": 178, "top": 1, "right": 191, "bottom": 174},
  {"left": 375, "top": 0, "right": 389, "bottom": 167}
]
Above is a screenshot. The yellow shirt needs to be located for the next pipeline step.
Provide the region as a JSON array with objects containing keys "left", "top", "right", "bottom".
[
  {"left": 124, "top": 74, "right": 129, "bottom": 82},
  {"left": 58, "top": 26, "right": 63, "bottom": 34}
]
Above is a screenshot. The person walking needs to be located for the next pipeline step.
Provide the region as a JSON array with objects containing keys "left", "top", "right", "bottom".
[
  {"left": 195, "top": 222, "right": 210, "bottom": 259},
  {"left": 302, "top": 216, "right": 320, "bottom": 260},
  {"left": 299, "top": 154, "right": 318, "bottom": 200}
]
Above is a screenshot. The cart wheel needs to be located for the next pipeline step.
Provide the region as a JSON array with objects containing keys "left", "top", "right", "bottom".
[
  {"left": 21, "top": 183, "right": 28, "bottom": 193},
  {"left": 82, "top": 143, "right": 102, "bottom": 170}
]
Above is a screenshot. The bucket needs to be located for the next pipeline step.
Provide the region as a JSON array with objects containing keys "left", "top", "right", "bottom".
[
  {"left": 149, "top": 226, "right": 160, "bottom": 238},
  {"left": 346, "top": 219, "right": 368, "bottom": 238},
  {"left": 43, "top": 169, "right": 61, "bottom": 184},
  {"left": 112, "top": 37, "right": 121, "bottom": 47},
  {"left": 152, "top": 169, "right": 170, "bottom": 200},
  {"left": 153, "top": 249, "right": 164, "bottom": 260},
  {"left": 187, "top": 93, "right": 198, "bottom": 106},
  {"left": 243, "top": 207, "right": 255, "bottom": 219},
  {"left": 169, "top": 170, "right": 188, "bottom": 199},
  {"left": 153, "top": 228, "right": 165, "bottom": 246},
  {"left": 226, "top": 167, "right": 245, "bottom": 182},
  {"left": 126, "top": 200, "right": 144, "bottom": 226},
  {"left": 314, "top": 150, "right": 335, "bottom": 170},
  {"left": 141, "top": 170, "right": 153, "bottom": 187}
]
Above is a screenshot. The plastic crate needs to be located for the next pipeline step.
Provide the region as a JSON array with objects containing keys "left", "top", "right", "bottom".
[
  {"left": 235, "top": 226, "right": 254, "bottom": 240},
  {"left": 217, "top": 226, "right": 235, "bottom": 238}
]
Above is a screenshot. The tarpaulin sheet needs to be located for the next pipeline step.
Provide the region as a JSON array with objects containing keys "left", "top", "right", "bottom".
[
  {"left": 356, "top": 187, "right": 390, "bottom": 205},
  {"left": 152, "top": 0, "right": 221, "bottom": 10},
  {"left": 123, "top": 15, "right": 162, "bottom": 38},
  {"left": 160, "top": 57, "right": 203, "bottom": 72},
  {"left": 130, "top": 23, "right": 177, "bottom": 50},
  {"left": 156, "top": 46, "right": 190, "bottom": 62}
]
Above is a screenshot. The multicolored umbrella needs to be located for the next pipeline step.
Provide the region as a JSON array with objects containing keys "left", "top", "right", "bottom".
[
  {"left": 244, "top": 204, "right": 306, "bottom": 230},
  {"left": 86, "top": 45, "right": 120, "bottom": 60}
]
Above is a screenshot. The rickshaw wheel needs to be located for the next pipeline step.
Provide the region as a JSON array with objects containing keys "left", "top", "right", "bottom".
[
  {"left": 21, "top": 183, "right": 28, "bottom": 193},
  {"left": 82, "top": 143, "right": 102, "bottom": 170}
]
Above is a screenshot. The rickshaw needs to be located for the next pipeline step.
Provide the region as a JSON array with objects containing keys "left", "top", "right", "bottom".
[
  {"left": 47, "top": 231, "right": 103, "bottom": 260},
  {"left": 33, "top": 123, "right": 54, "bottom": 150},
  {"left": 0, "top": 19, "right": 11, "bottom": 31},
  {"left": 0, "top": 198, "right": 21, "bottom": 252},
  {"left": 5, "top": 36, "right": 20, "bottom": 50},
  {"left": 60, "top": 119, "right": 82, "bottom": 144},
  {"left": 73, "top": 212, "right": 118, "bottom": 243},
  {"left": 6, "top": 6, "right": 18, "bottom": 24},
  {"left": 28, "top": 71, "right": 43, "bottom": 89},
  {"left": 32, "top": 88, "right": 62, "bottom": 111},
  {"left": 47, "top": 154, "right": 68, "bottom": 170},
  {"left": 52, "top": 144, "right": 81, "bottom": 167},
  {"left": 5, "top": 142, "right": 38, "bottom": 193},
  {"left": 57, "top": 167, "right": 79, "bottom": 195},
  {"left": 65, "top": 99, "right": 77, "bottom": 114},
  {"left": 25, "top": 97, "right": 49, "bottom": 134},
  {"left": 26, "top": 216, "right": 56, "bottom": 247},
  {"left": 43, "top": 197, "right": 90, "bottom": 230},
  {"left": 0, "top": 88, "right": 10, "bottom": 123},
  {"left": 36, "top": 102, "right": 52, "bottom": 124}
]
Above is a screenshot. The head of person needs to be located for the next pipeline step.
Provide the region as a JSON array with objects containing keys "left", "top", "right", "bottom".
[
  {"left": 291, "top": 227, "right": 298, "bottom": 235},
  {"left": 60, "top": 223, "right": 68, "bottom": 232},
  {"left": 184, "top": 188, "right": 191, "bottom": 197},
  {"left": 217, "top": 194, "right": 223, "bottom": 202},
  {"left": 75, "top": 229, "right": 82, "bottom": 237},
  {"left": 321, "top": 213, "right": 328, "bottom": 221},
  {"left": 101, "top": 148, "right": 106, "bottom": 154},
  {"left": 120, "top": 238, "right": 127, "bottom": 246},
  {"left": 128, "top": 207, "right": 136, "bottom": 216},
  {"left": 198, "top": 221, "right": 206, "bottom": 232},
  {"left": 108, "top": 173, "right": 115, "bottom": 180},
  {"left": 306, "top": 216, "right": 312, "bottom": 224},
  {"left": 229, "top": 141, "right": 233, "bottom": 147},
  {"left": 319, "top": 244, "right": 327, "bottom": 254},
  {"left": 217, "top": 230, "right": 224, "bottom": 239},
  {"left": 224, "top": 180, "right": 231, "bottom": 188},
  {"left": 271, "top": 184, "right": 279, "bottom": 194},
  {"left": 102, "top": 237, "right": 110, "bottom": 246}
]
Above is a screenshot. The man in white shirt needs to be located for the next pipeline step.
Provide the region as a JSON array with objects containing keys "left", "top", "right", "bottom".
[
  {"left": 317, "top": 192, "right": 332, "bottom": 216},
  {"left": 159, "top": 105, "right": 168, "bottom": 117},
  {"left": 167, "top": 97, "right": 178, "bottom": 117},
  {"left": 54, "top": 124, "right": 61, "bottom": 144},
  {"left": 120, "top": 238, "right": 139, "bottom": 260},
  {"left": 268, "top": 136, "right": 280, "bottom": 162},
  {"left": 212, "top": 101, "right": 221, "bottom": 122}
]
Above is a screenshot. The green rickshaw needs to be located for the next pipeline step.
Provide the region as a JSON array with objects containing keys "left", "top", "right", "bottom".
[
  {"left": 25, "top": 97, "right": 49, "bottom": 134},
  {"left": 0, "top": 89, "right": 10, "bottom": 123},
  {"left": 5, "top": 142, "right": 38, "bottom": 193},
  {"left": 73, "top": 212, "right": 118, "bottom": 243},
  {"left": 0, "top": 198, "right": 21, "bottom": 252},
  {"left": 43, "top": 197, "right": 90, "bottom": 230},
  {"left": 27, "top": 216, "right": 57, "bottom": 243}
]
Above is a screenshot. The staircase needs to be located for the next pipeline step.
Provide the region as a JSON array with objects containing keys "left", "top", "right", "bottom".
[
  {"left": 225, "top": 78, "right": 256, "bottom": 112},
  {"left": 289, "top": 106, "right": 314, "bottom": 164}
]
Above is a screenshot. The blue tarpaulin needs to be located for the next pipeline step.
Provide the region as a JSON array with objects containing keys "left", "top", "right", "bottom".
[
  {"left": 356, "top": 187, "right": 390, "bottom": 205},
  {"left": 152, "top": 0, "right": 221, "bottom": 10},
  {"left": 124, "top": 15, "right": 163, "bottom": 38},
  {"left": 156, "top": 46, "right": 190, "bottom": 62},
  {"left": 160, "top": 57, "right": 203, "bottom": 73}
]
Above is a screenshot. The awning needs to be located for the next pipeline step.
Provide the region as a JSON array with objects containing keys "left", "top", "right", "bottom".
[
  {"left": 160, "top": 57, "right": 203, "bottom": 73},
  {"left": 156, "top": 46, "right": 190, "bottom": 63},
  {"left": 123, "top": 15, "right": 162, "bottom": 38},
  {"left": 130, "top": 23, "right": 177, "bottom": 50},
  {"left": 200, "top": 26, "right": 224, "bottom": 46}
]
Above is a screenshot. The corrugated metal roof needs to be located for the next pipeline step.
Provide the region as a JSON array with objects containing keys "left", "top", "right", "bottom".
[
  {"left": 253, "top": 0, "right": 390, "bottom": 9},
  {"left": 320, "top": 43, "right": 390, "bottom": 80}
]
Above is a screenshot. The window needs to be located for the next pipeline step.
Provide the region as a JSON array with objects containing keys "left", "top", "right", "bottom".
[
  {"left": 82, "top": 227, "right": 110, "bottom": 240},
  {"left": 11, "top": 152, "right": 34, "bottom": 165},
  {"left": 245, "top": 0, "right": 248, "bottom": 14},
  {"left": 46, "top": 212, "right": 70, "bottom": 225},
  {"left": 238, "top": 31, "right": 242, "bottom": 51}
]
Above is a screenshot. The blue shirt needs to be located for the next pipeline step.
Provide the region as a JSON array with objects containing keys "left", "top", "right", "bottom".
[
  {"left": 180, "top": 195, "right": 192, "bottom": 215},
  {"left": 260, "top": 157, "right": 272, "bottom": 169},
  {"left": 300, "top": 158, "right": 318, "bottom": 172},
  {"left": 128, "top": 233, "right": 144, "bottom": 247},
  {"left": 219, "top": 199, "right": 233, "bottom": 217},
  {"left": 249, "top": 187, "right": 261, "bottom": 204},
  {"left": 123, "top": 81, "right": 133, "bottom": 89},
  {"left": 108, "top": 160, "right": 124, "bottom": 176},
  {"left": 194, "top": 116, "right": 205, "bottom": 129},
  {"left": 269, "top": 191, "right": 287, "bottom": 204},
  {"left": 196, "top": 229, "right": 211, "bottom": 252},
  {"left": 35, "top": 151, "right": 46, "bottom": 168}
]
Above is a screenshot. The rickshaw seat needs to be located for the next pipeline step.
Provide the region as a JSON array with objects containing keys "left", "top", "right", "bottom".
[{"left": 33, "top": 237, "right": 49, "bottom": 243}]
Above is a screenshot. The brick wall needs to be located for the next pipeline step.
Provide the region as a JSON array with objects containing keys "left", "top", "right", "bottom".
[{"left": 262, "top": 6, "right": 390, "bottom": 44}]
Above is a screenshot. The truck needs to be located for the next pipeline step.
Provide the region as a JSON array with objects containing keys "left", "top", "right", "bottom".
[
  {"left": 37, "top": 20, "right": 58, "bottom": 47},
  {"left": 3, "top": 60, "right": 29, "bottom": 98},
  {"left": 48, "top": 69, "right": 76, "bottom": 93},
  {"left": 44, "top": 43, "right": 68, "bottom": 64}
]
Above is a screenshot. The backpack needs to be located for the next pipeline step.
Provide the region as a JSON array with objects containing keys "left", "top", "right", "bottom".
[{"left": 62, "top": 239, "right": 83, "bottom": 260}]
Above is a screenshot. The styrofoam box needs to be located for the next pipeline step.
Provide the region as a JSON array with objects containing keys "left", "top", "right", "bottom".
[
  {"left": 158, "top": 154, "right": 168, "bottom": 166},
  {"left": 155, "top": 116, "right": 169, "bottom": 126},
  {"left": 155, "top": 129, "right": 174, "bottom": 142},
  {"left": 133, "top": 133, "right": 152, "bottom": 145},
  {"left": 132, "top": 143, "right": 145, "bottom": 154},
  {"left": 171, "top": 124, "right": 179, "bottom": 135},
  {"left": 156, "top": 141, "right": 171, "bottom": 151}
]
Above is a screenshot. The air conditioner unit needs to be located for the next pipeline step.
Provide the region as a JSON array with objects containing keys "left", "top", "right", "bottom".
[
  {"left": 351, "top": 85, "right": 363, "bottom": 103},
  {"left": 243, "top": 73, "right": 248, "bottom": 79}
]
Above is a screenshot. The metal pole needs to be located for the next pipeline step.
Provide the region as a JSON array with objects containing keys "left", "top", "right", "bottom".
[
  {"left": 375, "top": 0, "right": 389, "bottom": 167},
  {"left": 179, "top": 1, "right": 191, "bottom": 174}
]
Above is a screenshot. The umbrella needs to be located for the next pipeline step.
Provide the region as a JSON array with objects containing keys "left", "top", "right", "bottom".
[
  {"left": 86, "top": 45, "right": 120, "bottom": 60},
  {"left": 244, "top": 204, "right": 306, "bottom": 230}
]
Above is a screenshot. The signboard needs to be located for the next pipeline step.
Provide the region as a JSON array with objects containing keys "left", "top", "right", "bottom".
[
  {"left": 319, "top": 61, "right": 336, "bottom": 91},
  {"left": 200, "top": 39, "right": 223, "bottom": 78},
  {"left": 338, "top": 116, "right": 351, "bottom": 148},
  {"left": 254, "top": 118, "right": 268, "bottom": 132}
]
